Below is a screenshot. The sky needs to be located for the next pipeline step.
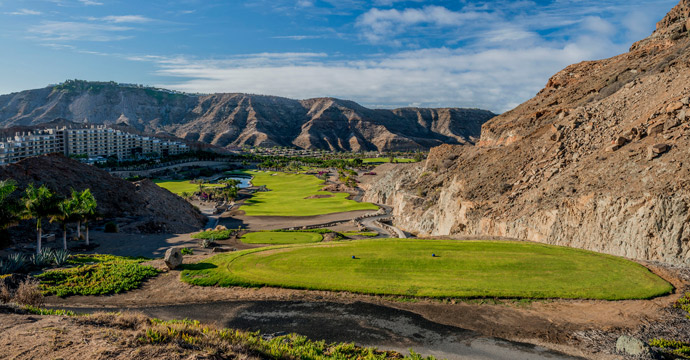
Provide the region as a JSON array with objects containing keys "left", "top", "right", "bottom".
[{"left": 0, "top": 0, "right": 679, "bottom": 113}]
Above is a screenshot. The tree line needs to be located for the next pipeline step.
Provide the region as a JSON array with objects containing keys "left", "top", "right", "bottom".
[{"left": 0, "top": 180, "right": 97, "bottom": 254}]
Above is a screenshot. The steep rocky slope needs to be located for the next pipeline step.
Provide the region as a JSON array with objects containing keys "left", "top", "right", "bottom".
[
  {"left": 0, "top": 81, "right": 495, "bottom": 152},
  {"left": 364, "top": 0, "right": 690, "bottom": 266},
  {"left": 0, "top": 154, "right": 206, "bottom": 234}
]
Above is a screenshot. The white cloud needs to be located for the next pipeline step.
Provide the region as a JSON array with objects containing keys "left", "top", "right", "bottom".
[
  {"left": 356, "top": 6, "right": 492, "bottom": 44},
  {"left": 79, "top": 0, "right": 103, "bottom": 5},
  {"left": 95, "top": 15, "right": 154, "bottom": 23},
  {"left": 28, "top": 21, "right": 133, "bottom": 42},
  {"left": 272, "top": 35, "right": 322, "bottom": 40},
  {"left": 5, "top": 9, "right": 42, "bottom": 15},
  {"left": 132, "top": 32, "right": 614, "bottom": 113}
]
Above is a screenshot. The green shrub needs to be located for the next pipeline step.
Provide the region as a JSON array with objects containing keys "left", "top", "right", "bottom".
[
  {"left": 104, "top": 221, "right": 119, "bottom": 233},
  {"left": 677, "top": 292, "right": 690, "bottom": 319},
  {"left": 23, "top": 305, "right": 78, "bottom": 316},
  {"left": 36, "top": 255, "right": 159, "bottom": 297},
  {"left": 192, "top": 229, "right": 234, "bottom": 240},
  {"left": 180, "top": 248, "right": 194, "bottom": 255},
  {"left": 649, "top": 338, "right": 690, "bottom": 357}
]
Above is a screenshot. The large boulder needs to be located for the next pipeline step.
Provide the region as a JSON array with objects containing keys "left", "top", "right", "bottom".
[
  {"left": 164, "top": 247, "right": 183, "bottom": 270},
  {"left": 616, "top": 335, "right": 652, "bottom": 357}
]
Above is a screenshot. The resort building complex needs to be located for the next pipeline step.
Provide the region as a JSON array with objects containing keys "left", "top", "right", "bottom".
[{"left": 0, "top": 125, "right": 188, "bottom": 165}]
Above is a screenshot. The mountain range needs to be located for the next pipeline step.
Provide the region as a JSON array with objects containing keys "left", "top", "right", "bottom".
[{"left": 0, "top": 81, "right": 495, "bottom": 152}]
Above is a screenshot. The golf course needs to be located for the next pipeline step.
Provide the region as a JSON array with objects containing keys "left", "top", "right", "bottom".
[
  {"left": 240, "top": 170, "right": 378, "bottom": 216},
  {"left": 153, "top": 180, "right": 225, "bottom": 195},
  {"left": 182, "top": 239, "right": 673, "bottom": 300},
  {"left": 240, "top": 231, "right": 323, "bottom": 244}
]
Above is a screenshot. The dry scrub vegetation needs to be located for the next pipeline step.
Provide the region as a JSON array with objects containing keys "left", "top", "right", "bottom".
[{"left": 0, "top": 309, "right": 434, "bottom": 360}]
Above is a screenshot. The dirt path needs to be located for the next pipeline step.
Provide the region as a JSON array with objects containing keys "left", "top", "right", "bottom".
[{"left": 218, "top": 209, "right": 375, "bottom": 230}]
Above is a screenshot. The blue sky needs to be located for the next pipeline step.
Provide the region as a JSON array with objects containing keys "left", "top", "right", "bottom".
[{"left": 0, "top": 0, "right": 679, "bottom": 112}]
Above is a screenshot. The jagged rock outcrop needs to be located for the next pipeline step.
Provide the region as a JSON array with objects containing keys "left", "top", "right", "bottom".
[
  {"left": 0, "top": 81, "right": 495, "bottom": 152},
  {"left": 0, "top": 154, "right": 207, "bottom": 234},
  {"left": 363, "top": 0, "right": 690, "bottom": 266}
]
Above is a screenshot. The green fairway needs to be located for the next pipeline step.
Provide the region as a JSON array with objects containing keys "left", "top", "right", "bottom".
[
  {"left": 362, "top": 158, "right": 416, "bottom": 164},
  {"left": 181, "top": 239, "right": 673, "bottom": 300},
  {"left": 241, "top": 231, "right": 323, "bottom": 245},
  {"left": 153, "top": 180, "right": 224, "bottom": 195},
  {"left": 241, "top": 170, "right": 378, "bottom": 216}
]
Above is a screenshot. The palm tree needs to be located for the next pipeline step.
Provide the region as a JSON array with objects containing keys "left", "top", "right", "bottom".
[
  {"left": 0, "top": 179, "right": 20, "bottom": 231},
  {"left": 51, "top": 193, "right": 79, "bottom": 250},
  {"left": 76, "top": 189, "right": 97, "bottom": 246},
  {"left": 21, "top": 184, "right": 58, "bottom": 254}
]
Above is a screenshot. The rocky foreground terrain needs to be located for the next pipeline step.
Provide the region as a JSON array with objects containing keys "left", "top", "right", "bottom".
[
  {"left": 0, "top": 81, "right": 495, "bottom": 152},
  {"left": 364, "top": 0, "right": 690, "bottom": 266},
  {"left": 0, "top": 154, "right": 206, "bottom": 234}
]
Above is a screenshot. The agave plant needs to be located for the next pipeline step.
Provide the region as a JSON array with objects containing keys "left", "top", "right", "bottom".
[
  {"left": 31, "top": 249, "right": 53, "bottom": 268},
  {"left": 0, "top": 253, "right": 26, "bottom": 275},
  {"left": 52, "top": 249, "right": 70, "bottom": 266}
]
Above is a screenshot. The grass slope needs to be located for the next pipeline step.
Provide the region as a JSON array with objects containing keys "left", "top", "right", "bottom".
[
  {"left": 241, "top": 170, "right": 378, "bottom": 216},
  {"left": 181, "top": 239, "right": 673, "bottom": 300},
  {"left": 362, "top": 158, "right": 416, "bottom": 164},
  {"left": 153, "top": 180, "right": 224, "bottom": 195},
  {"left": 241, "top": 231, "right": 322, "bottom": 245}
]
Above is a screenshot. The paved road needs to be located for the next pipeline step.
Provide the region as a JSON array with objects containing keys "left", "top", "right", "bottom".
[{"left": 58, "top": 300, "right": 583, "bottom": 360}]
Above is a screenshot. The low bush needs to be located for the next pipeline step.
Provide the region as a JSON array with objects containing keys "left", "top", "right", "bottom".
[
  {"left": 677, "top": 292, "right": 690, "bottom": 318},
  {"left": 0, "top": 282, "right": 11, "bottom": 303},
  {"left": 180, "top": 248, "right": 194, "bottom": 255},
  {"left": 23, "top": 305, "right": 78, "bottom": 316},
  {"left": 36, "top": 255, "right": 159, "bottom": 297},
  {"left": 201, "top": 239, "right": 217, "bottom": 248},
  {"left": 649, "top": 338, "right": 690, "bottom": 357},
  {"left": 14, "top": 279, "right": 44, "bottom": 307},
  {"left": 192, "top": 229, "right": 234, "bottom": 240},
  {"left": 104, "top": 221, "right": 119, "bottom": 233}
]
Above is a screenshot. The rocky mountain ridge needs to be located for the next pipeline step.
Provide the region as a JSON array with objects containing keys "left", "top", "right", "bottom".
[
  {"left": 0, "top": 81, "right": 495, "bottom": 152},
  {"left": 363, "top": 0, "right": 690, "bottom": 266}
]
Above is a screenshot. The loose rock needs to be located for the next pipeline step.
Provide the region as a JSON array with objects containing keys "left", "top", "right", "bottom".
[
  {"left": 164, "top": 247, "right": 183, "bottom": 270},
  {"left": 666, "top": 102, "right": 683, "bottom": 113}
]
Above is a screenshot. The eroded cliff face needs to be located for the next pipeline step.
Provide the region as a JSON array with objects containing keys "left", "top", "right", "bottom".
[
  {"left": 364, "top": 164, "right": 690, "bottom": 265},
  {"left": 363, "top": 0, "right": 690, "bottom": 266}
]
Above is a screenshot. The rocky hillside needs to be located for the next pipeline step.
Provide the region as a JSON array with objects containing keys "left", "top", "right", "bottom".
[
  {"left": 0, "top": 154, "right": 206, "bottom": 234},
  {"left": 0, "top": 81, "right": 495, "bottom": 152},
  {"left": 364, "top": 0, "right": 690, "bottom": 266}
]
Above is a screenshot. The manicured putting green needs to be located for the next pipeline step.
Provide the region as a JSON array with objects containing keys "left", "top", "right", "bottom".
[
  {"left": 241, "top": 170, "right": 378, "bottom": 216},
  {"left": 241, "top": 231, "right": 322, "bottom": 245},
  {"left": 181, "top": 239, "right": 673, "bottom": 300},
  {"left": 153, "top": 180, "right": 224, "bottom": 195}
]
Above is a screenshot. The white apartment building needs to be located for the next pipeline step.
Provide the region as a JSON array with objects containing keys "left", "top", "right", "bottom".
[{"left": 0, "top": 125, "right": 188, "bottom": 165}]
